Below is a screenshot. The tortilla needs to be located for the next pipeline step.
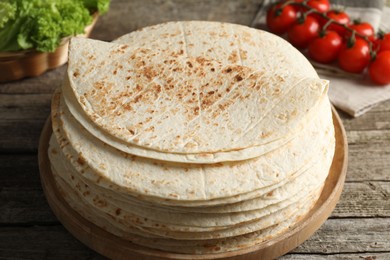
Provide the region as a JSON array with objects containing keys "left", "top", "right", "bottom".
[
  {"left": 49, "top": 133, "right": 331, "bottom": 230},
  {"left": 66, "top": 22, "right": 328, "bottom": 162},
  {"left": 51, "top": 89, "right": 334, "bottom": 204},
  {"left": 63, "top": 75, "right": 320, "bottom": 164},
  {"left": 53, "top": 168, "right": 321, "bottom": 253},
  {"left": 47, "top": 21, "right": 336, "bottom": 255}
]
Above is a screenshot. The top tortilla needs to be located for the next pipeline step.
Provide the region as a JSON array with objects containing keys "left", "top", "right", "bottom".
[{"left": 66, "top": 21, "right": 327, "bottom": 159}]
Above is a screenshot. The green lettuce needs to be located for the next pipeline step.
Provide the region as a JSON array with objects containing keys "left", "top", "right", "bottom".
[{"left": 0, "top": 0, "right": 110, "bottom": 52}]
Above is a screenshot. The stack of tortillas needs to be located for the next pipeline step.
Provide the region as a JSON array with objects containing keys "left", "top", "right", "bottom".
[{"left": 48, "top": 21, "right": 335, "bottom": 254}]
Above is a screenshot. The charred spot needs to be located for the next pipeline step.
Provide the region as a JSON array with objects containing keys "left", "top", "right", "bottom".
[
  {"left": 186, "top": 61, "right": 193, "bottom": 68},
  {"left": 94, "top": 81, "right": 105, "bottom": 90},
  {"left": 225, "top": 68, "right": 232, "bottom": 73},
  {"left": 210, "top": 68, "right": 215, "bottom": 72},
  {"left": 196, "top": 57, "right": 206, "bottom": 64},
  {"left": 77, "top": 155, "right": 86, "bottom": 166},
  {"left": 142, "top": 67, "right": 155, "bottom": 79},
  {"left": 194, "top": 107, "right": 200, "bottom": 115},
  {"left": 134, "top": 94, "right": 143, "bottom": 103},
  {"left": 115, "top": 208, "right": 121, "bottom": 215},
  {"left": 235, "top": 75, "right": 243, "bottom": 81},
  {"left": 73, "top": 70, "right": 80, "bottom": 78},
  {"left": 135, "top": 84, "right": 142, "bottom": 91},
  {"left": 123, "top": 103, "right": 133, "bottom": 111}
]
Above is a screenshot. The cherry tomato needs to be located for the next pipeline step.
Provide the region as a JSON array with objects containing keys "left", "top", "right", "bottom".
[
  {"left": 378, "top": 33, "right": 390, "bottom": 53},
  {"left": 288, "top": 16, "right": 320, "bottom": 49},
  {"left": 266, "top": 4, "right": 298, "bottom": 34},
  {"left": 307, "top": 0, "right": 330, "bottom": 12},
  {"left": 324, "top": 10, "right": 350, "bottom": 35},
  {"left": 338, "top": 38, "right": 371, "bottom": 73},
  {"left": 369, "top": 51, "right": 390, "bottom": 85},
  {"left": 348, "top": 22, "right": 375, "bottom": 41},
  {"left": 288, "top": 0, "right": 306, "bottom": 13},
  {"left": 309, "top": 31, "right": 343, "bottom": 63}
]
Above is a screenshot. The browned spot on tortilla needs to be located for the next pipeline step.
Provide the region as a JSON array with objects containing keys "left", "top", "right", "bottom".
[
  {"left": 73, "top": 70, "right": 80, "bottom": 78},
  {"left": 196, "top": 57, "right": 207, "bottom": 65},
  {"left": 115, "top": 208, "right": 121, "bottom": 215},
  {"left": 194, "top": 107, "right": 200, "bottom": 115},
  {"left": 291, "top": 109, "right": 298, "bottom": 116},
  {"left": 203, "top": 243, "right": 217, "bottom": 249},
  {"left": 235, "top": 74, "right": 243, "bottom": 82},
  {"left": 93, "top": 196, "right": 107, "bottom": 207},
  {"left": 142, "top": 66, "right": 156, "bottom": 80},
  {"left": 77, "top": 154, "right": 86, "bottom": 166},
  {"left": 228, "top": 51, "right": 238, "bottom": 63},
  {"left": 224, "top": 68, "right": 232, "bottom": 73},
  {"left": 261, "top": 131, "right": 271, "bottom": 138},
  {"left": 94, "top": 81, "right": 105, "bottom": 90},
  {"left": 128, "top": 128, "right": 135, "bottom": 135},
  {"left": 240, "top": 50, "right": 248, "bottom": 60},
  {"left": 169, "top": 193, "right": 179, "bottom": 198}
]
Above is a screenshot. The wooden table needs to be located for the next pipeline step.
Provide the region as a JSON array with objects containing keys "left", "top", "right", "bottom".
[{"left": 1, "top": 0, "right": 389, "bottom": 259}]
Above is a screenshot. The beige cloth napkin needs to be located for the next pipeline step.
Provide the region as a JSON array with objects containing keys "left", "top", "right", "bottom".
[{"left": 252, "top": 1, "right": 390, "bottom": 117}]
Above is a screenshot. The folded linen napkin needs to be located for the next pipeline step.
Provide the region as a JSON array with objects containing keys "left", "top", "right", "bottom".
[{"left": 252, "top": 0, "right": 390, "bottom": 117}]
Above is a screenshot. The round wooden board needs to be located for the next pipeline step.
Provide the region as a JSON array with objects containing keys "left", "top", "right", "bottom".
[{"left": 38, "top": 107, "right": 348, "bottom": 260}]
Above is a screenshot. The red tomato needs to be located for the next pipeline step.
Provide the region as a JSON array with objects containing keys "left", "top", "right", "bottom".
[
  {"left": 266, "top": 4, "right": 298, "bottom": 34},
  {"left": 348, "top": 22, "right": 375, "bottom": 41},
  {"left": 307, "top": 0, "right": 330, "bottom": 12},
  {"left": 338, "top": 38, "right": 371, "bottom": 73},
  {"left": 324, "top": 10, "right": 350, "bottom": 35},
  {"left": 308, "top": 31, "right": 343, "bottom": 63},
  {"left": 378, "top": 33, "right": 390, "bottom": 53},
  {"left": 288, "top": 16, "right": 320, "bottom": 48},
  {"left": 369, "top": 51, "right": 390, "bottom": 85},
  {"left": 288, "top": 0, "right": 306, "bottom": 13}
]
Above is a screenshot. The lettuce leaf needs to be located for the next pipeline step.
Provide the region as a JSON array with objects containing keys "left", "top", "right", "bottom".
[{"left": 0, "top": 0, "right": 110, "bottom": 52}]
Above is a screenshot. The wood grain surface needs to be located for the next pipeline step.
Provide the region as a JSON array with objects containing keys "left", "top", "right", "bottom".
[{"left": 0, "top": 0, "right": 389, "bottom": 259}]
